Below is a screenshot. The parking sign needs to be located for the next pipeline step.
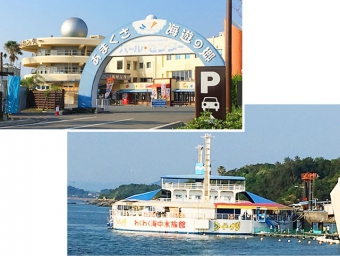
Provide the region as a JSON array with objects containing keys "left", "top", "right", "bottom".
[{"left": 195, "top": 66, "right": 226, "bottom": 120}]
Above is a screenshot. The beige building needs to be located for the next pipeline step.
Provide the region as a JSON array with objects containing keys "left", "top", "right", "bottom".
[{"left": 20, "top": 17, "right": 242, "bottom": 106}]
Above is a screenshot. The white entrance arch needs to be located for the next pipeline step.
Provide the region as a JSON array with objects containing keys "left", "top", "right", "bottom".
[{"left": 78, "top": 17, "right": 225, "bottom": 108}]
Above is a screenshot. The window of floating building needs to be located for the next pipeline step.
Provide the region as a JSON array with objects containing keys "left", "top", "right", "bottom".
[
  {"left": 185, "top": 54, "right": 190, "bottom": 59},
  {"left": 166, "top": 55, "right": 171, "bottom": 60},
  {"left": 127, "top": 61, "right": 131, "bottom": 70},
  {"left": 147, "top": 62, "right": 151, "bottom": 68},
  {"left": 175, "top": 55, "right": 181, "bottom": 60},
  {"left": 132, "top": 77, "right": 138, "bottom": 82},
  {"left": 139, "top": 62, "right": 143, "bottom": 69},
  {"left": 117, "top": 60, "right": 123, "bottom": 70}
]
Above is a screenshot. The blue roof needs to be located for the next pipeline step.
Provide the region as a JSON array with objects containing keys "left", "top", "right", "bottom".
[
  {"left": 173, "top": 89, "right": 195, "bottom": 92},
  {"left": 161, "top": 174, "right": 245, "bottom": 181},
  {"left": 244, "top": 191, "right": 277, "bottom": 204},
  {"left": 125, "top": 189, "right": 161, "bottom": 201}
]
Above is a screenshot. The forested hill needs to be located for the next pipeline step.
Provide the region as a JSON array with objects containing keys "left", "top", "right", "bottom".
[{"left": 221, "top": 156, "right": 340, "bottom": 204}]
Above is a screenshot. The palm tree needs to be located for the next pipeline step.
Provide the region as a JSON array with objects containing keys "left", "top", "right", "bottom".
[
  {"left": 217, "top": 166, "right": 227, "bottom": 176},
  {"left": 3, "top": 41, "right": 22, "bottom": 66}
]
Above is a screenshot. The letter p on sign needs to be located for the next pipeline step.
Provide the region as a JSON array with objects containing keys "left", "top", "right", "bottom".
[{"left": 201, "top": 71, "right": 220, "bottom": 93}]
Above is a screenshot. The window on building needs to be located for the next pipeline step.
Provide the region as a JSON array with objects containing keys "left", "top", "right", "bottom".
[
  {"left": 146, "top": 62, "right": 151, "bottom": 68},
  {"left": 117, "top": 61, "right": 123, "bottom": 70},
  {"left": 172, "top": 70, "right": 192, "bottom": 81},
  {"left": 185, "top": 54, "right": 190, "bottom": 59},
  {"left": 166, "top": 55, "right": 171, "bottom": 60},
  {"left": 139, "top": 63, "right": 144, "bottom": 69},
  {"left": 175, "top": 55, "right": 181, "bottom": 60},
  {"left": 133, "top": 77, "right": 138, "bottom": 82},
  {"left": 140, "top": 77, "right": 153, "bottom": 82},
  {"left": 127, "top": 61, "right": 131, "bottom": 70}
]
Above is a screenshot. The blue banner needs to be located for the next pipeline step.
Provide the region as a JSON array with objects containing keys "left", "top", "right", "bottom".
[{"left": 6, "top": 76, "right": 21, "bottom": 114}]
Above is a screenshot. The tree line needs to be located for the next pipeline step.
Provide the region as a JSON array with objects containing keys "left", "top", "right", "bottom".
[
  {"left": 217, "top": 156, "right": 340, "bottom": 204},
  {"left": 69, "top": 156, "right": 339, "bottom": 204}
]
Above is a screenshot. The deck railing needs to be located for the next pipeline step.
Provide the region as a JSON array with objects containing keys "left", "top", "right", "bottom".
[
  {"left": 163, "top": 182, "right": 245, "bottom": 191},
  {"left": 112, "top": 210, "right": 253, "bottom": 221}
]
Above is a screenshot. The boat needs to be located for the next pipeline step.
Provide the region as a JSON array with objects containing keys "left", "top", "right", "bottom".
[
  {"left": 316, "top": 234, "right": 340, "bottom": 244},
  {"left": 108, "top": 133, "right": 294, "bottom": 235}
]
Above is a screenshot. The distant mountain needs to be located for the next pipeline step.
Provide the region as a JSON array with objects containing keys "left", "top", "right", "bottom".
[{"left": 67, "top": 186, "right": 100, "bottom": 198}]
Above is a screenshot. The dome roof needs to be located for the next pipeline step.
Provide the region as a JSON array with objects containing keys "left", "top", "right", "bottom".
[
  {"left": 145, "top": 14, "right": 157, "bottom": 20},
  {"left": 61, "top": 17, "right": 88, "bottom": 37}
]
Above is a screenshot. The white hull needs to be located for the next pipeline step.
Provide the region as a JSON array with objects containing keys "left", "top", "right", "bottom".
[
  {"left": 113, "top": 216, "right": 251, "bottom": 235},
  {"left": 112, "top": 215, "right": 292, "bottom": 235}
]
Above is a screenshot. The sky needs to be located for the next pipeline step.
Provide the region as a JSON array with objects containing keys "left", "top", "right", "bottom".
[
  {"left": 0, "top": 0, "right": 242, "bottom": 77},
  {"left": 67, "top": 104, "right": 340, "bottom": 191},
  {"left": 2, "top": 0, "right": 340, "bottom": 255}
]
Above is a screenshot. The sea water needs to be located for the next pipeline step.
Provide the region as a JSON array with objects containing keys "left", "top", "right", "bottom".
[{"left": 67, "top": 200, "right": 339, "bottom": 256}]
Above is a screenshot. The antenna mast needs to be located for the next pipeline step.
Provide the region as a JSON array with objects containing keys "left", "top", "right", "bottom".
[{"left": 202, "top": 133, "right": 213, "bottom": 202}]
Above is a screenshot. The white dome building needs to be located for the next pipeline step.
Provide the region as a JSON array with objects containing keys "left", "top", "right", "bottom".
[{"left": 20, "top": 17, "right": 104, "bottom": 104}]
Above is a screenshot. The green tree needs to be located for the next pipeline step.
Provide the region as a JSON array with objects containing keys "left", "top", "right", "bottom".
[
  {"left": 178, "top": 108, "right": 242, "bottom": 129},
  {"left": 3, "top": 41, "right": 22, "bottom": 65},
  {"left": 20, "top": 74, "right": 46, "bottom": 91},
  {"left": 231, "top": 73, "right": 242, "bottom": 109},
  {"left": 217, "top": 166, "right": 227, "bottom": 176}
]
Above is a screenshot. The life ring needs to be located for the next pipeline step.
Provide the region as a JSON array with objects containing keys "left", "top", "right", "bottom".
[{"left": 229, "top": 214, "right": 234, "bottom": 220}]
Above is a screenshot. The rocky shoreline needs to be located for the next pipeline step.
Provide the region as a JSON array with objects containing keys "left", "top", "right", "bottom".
[{"left": 88, "top": 198, "right": 116, "bottom": 207}]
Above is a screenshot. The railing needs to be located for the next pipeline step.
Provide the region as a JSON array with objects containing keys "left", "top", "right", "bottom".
[
  {"left": 113, "top": 210, "right": 252, "bottom": 221},
  {"left": 36, "top": 49, "right": 93, "bottom": 56},
  {"left": 163, "top": 182, "right": 245, "bottom": 191}
]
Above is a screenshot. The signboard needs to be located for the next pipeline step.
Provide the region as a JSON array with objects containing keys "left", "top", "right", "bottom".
[
  {"left": 195, "top": 66, "right": 226, "bottom": 120},
  {"left": 78, "top": 18, "right": 225, "bottom": 108},
  {"left": 151, "top": 99, "right": 166, "bottom": 108},
  {"left": 110, "top": 36, "right": 192, "bottom": 56}
]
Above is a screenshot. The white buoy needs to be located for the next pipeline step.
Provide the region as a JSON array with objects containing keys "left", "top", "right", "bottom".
[
  {"left": 278, "top": 239, "right": 281, "bottom": 242},
  {"left": 308, "top": 240, "right": 311, "bottom": 244},
  {"left": 288, "top": 239, "right": 291, "bottom": 243}
]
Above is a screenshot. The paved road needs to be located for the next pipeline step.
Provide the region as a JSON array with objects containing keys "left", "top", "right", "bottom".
[{"left": 0, "top": 105, "right": 195, "bottom": 129}]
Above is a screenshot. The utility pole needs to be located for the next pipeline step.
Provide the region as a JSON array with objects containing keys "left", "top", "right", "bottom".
[{"left": 225, "top": 0, "right": 232, "bottom": 113}]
